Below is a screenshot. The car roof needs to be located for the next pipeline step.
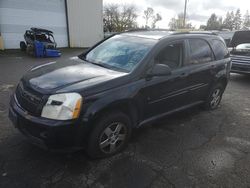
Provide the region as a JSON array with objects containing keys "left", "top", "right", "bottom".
[
  {"left": 30, "top": 27, "right": 53, "bottom": 34},
  {"left": 122, "top": 30, "right": 172, "bottom": 40},
  {"left": 120, "top": 30, "right": 219, "bottom": 40}
]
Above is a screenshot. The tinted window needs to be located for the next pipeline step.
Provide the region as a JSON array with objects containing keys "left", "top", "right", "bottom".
[
  {"left": 189, "top": 39, "right": 213, "bottom": 64},
  {"left": 211, "top": 39, "right": 229, "bottom": 60},
  {"left": 155, "top": 42, "right": 183, "bottom": 69}
]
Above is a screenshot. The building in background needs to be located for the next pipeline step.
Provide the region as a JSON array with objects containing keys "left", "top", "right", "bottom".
[{"left": 0, "top": 0, "right": 103, "bottom": 49}]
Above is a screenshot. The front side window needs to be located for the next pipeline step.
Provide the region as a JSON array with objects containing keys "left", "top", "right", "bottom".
[
  {"left": 155, "top": 42, "right": 183, "bottom": 69},
  {"left": 84, "top": 35, "right": 157, "bottom": 72},
  {"left": 189, "top": 39, "right": 213, "bottom": 64}
]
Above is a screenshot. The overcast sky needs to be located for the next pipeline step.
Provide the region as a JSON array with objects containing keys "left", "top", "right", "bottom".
[{"left": 103, "top": 0, "right": 250, "bottom": 29}]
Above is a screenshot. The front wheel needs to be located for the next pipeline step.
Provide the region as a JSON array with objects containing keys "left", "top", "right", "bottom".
[
  {"left": 87, "top": 111, "right": 132, "bottom": 159},
  {"left": 203, "top": 83, "right": 225, "bottom": 110},
  {"left": 20, "top": 41, "right": 27, "bottom": 51}
]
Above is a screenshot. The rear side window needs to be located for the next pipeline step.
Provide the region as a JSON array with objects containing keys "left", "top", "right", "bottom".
[
  {"left": 188, "top": 39, "right": 213, "bottom": 64},
  {"left": 210, "top": 39, "right": 229, "bottom": 60}
]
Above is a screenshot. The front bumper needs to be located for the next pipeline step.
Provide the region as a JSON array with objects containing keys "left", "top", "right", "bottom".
[{"left": 9, "top": 95, "right": 87, "bottom": 151}]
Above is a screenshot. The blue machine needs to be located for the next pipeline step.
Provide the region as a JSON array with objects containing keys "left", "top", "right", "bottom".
[
  {"left": 34, "top": 41, "right": 61, "bottom": 58},
  {"left": 20, "top": 28, "right": 61, "bottom": 58}
]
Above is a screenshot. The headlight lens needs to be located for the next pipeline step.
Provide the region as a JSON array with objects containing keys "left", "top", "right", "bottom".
[{"left": 41, "top": 93, "right": 82, "bottom": 120}]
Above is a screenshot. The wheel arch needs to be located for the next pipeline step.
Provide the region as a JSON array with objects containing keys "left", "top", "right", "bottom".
[
  {"left": 215, "top": 76, "right": 228, "bottom": 90},
  {"left": 86, "top": 99, "right": 140, "bottom": 130}
]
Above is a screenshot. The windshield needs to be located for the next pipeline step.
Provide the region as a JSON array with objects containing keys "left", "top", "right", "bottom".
[
  {"left": 85, "top": 35, "right": 157, "bottom": 72},
  {"left": 236, "top": 43, "right": 250, "bottom": 51}
]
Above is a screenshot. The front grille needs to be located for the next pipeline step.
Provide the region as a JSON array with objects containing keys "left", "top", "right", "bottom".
[
  {"left": 15, "top": 82, "right": 44, "bottom": 116},
  {"left": 230, "top": 54, "right": 250, "bottom": 73},
  {"left": 231, "top": 54, "right": 250, "bottom": 65}
]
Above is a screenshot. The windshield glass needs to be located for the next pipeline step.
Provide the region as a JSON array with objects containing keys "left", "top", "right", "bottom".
[
  {"left": 236, "top": 43, "right": 250, "bottom": 50},
  {"left": 85, "top": 35, "right": 157, "bottom": 72}
]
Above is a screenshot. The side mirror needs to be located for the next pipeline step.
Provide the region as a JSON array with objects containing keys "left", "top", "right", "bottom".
[{"left": 148, "top": 64, "right": 171, "bottom": 77}]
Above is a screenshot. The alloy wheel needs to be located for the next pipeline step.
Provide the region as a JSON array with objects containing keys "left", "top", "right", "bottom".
[
  {"left": 99, "top": 122, "right": 127, "bottom": 154},
  {"left": 210, "top": 88, "right": 221, "bottom": 109}
]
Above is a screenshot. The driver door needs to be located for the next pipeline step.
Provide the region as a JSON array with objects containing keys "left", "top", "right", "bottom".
[{"left": 142, "top": 40, "right": 190, "bottom": 121}]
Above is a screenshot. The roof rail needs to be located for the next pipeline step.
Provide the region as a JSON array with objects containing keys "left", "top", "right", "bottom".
[
  {"left": 171, "top": 31, "right": 218, "bottom": 35},
  {"left": 125, "top": 28, "right": 170, "bottom": 33},
  {"left": 125, "top": 28, "right": 149, "bottom": 32}
]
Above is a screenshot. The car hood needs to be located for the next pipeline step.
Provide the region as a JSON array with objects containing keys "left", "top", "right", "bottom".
[
  {"left": 230, "top": 30, "right": 250, "bottom": 47},
  {"left": 22, "top": 57, "right": 127, "bottom": 93}
]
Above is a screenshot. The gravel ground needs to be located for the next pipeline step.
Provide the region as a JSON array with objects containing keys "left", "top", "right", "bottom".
[{"left": 0, "top": 49, "right": 250, "bottom": 188}]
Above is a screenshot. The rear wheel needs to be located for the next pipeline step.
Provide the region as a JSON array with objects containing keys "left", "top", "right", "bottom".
[
  {"left": 204, "top": 83, "right": 225, "bottom": 110},
  {"left": 87, "top": 111, "right": 132, "bottom": 159},
  {"left": 43, "top": 48, "right": 46, "bottom": 57}
]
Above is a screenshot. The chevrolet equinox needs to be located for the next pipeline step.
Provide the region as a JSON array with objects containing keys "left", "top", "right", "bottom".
[{"left": 9, "top": 30, "right": 231, "bottom": 158}]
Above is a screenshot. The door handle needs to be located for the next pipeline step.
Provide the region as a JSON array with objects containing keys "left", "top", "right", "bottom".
[{"left": 179, "top": 72, "right": 188, "bottom": 78}]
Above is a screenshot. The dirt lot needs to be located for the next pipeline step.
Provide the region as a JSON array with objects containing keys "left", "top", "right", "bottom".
[{"left": 0, "top": 49, "right": 250, "bottom": 188}]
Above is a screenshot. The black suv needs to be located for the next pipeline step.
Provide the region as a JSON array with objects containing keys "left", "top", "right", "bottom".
[{"left": 9, "top": 31, "right": 231, "bottom": 158}]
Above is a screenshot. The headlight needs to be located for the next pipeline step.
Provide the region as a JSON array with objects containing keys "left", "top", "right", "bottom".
[{"left": 41, "top": 93, "right": 82, "bottom": 120}]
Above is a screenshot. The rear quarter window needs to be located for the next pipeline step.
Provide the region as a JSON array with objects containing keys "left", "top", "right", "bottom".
[
  {"left": 210, "top": 39, "right": 229, "bottom": 60},
  {"left": 188, "top": 39, "right": 213, "bottom": 64}
]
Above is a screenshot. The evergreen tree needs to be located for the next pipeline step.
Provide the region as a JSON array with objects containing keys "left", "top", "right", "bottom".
[
  {"left": 243, "top": 10, "right": 250, "bottom": 29},
  {"left": 206, "top": 13, "right": 221, "bottom": 30},
  {"left": 234, "top": 9, "right": 242, "bottom": 30},
  {"left": 230, "top": 11, "right": 235, "bottom": 30},
  {"left": 223, "top": 11, "right": 234, "bottom": 30}
]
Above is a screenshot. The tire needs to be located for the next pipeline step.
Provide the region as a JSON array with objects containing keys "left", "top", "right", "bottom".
[
  {"left": 87, "top": 111, "right": 132, "bottom": 159},
  {"left": 43, "top": 48, "right": 46, "bottom": 57},
  {"left": 20, "top": 41, "right": 27, "bottom": 51},
  {"left": 203, "top": 83, "right": 225, "bottom": 110}
]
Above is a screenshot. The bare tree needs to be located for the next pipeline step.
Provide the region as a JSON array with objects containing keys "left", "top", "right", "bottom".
[
  {"left": 103, "top": 4, "right": 118, "bottom": 32},
  {"left": 103, "top": 4, "right": 138, "bottom": 32},
  {"left": 143, "top": 7, "right": 154, "bottom": 28},
  {"left": 151, "top": 13, "right": 162, "bottom": 28},
  {"left": 169, "top": 13, "right": 192, "bottom": 30}
]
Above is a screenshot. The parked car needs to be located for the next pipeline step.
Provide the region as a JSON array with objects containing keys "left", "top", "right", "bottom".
[
  {"left": 20, "top": 27, "right": 61, "bottom": 57},
  {"left": 9, "top": 30, "right": 231, "bottom": 158},
  {"left": 230, "top": 30, "right": 250, "bottom": 74}
]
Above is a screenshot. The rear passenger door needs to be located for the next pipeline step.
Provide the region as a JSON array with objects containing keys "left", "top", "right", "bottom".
[
  {"left": 185, "top": 38, "right": 215, "bottom": 102},
  {"left": 210, "top": 39, "right": 231, "bottom": 75}
]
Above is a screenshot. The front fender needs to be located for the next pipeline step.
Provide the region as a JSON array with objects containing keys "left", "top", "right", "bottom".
[{"left": 82, "top": 79, "right": 145, "bottom": 123}]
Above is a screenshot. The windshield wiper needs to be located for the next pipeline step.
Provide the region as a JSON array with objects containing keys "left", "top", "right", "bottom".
[
  {"left": 90, "top": 62, "right": 110, "bottom": 69},
  {"left": 83, "top": 58, "right": 128, "bottom": 73},
  {"left": 81, "top": 57, "right": 105, "bottom": 67}
]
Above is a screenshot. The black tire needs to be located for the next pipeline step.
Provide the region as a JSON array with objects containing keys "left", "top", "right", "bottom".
[
  {"left": 203, "top": 83, "right": 225, "bottom": 110},
  {"left": 20, "top": 41, "right": 27, "bottom": 51},
  {"left": 87, "top": 111, "right": 132, "bottom": 159},
  {"left": 43, "top": 48, "right": 46, "bottom": 57}
]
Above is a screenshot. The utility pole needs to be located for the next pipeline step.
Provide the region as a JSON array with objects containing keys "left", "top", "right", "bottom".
[{"left": 183, "top": 0, "right": 187, "bottom": 28}]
